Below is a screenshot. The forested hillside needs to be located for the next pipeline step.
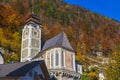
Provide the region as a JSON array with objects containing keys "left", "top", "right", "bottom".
[
  {"left": 0, "top": 0, "right": 119, "bottom": 62},
  {"left": 0, "top": 0, "right": 120, "bottom": 79},
  {"left": 0, "top": 0, "right": 120, "bottom": 69}
]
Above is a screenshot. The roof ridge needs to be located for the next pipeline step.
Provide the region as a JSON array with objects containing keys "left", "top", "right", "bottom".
[
  {"left": 55, "top": 32, "right": 64, "bottom": 46},
  {"left": 61, "top": 32, "right": 74, "bottom": 51},
  {"left": 61, "top": 32, "right": 66, "bottom": 46},
  {"left": 41, "top": 32, "right": 74, "bottom": 52}
]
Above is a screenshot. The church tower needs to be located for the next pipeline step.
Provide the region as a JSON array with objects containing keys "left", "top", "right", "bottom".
[{"left": 21, "top": 13, "right": 42, "bottom": 62}]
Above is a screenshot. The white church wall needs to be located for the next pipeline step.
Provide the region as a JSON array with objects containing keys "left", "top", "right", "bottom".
[
  {"left": 62, "top": 48, "right": 76, "bottom": 71},
  {"left": 44, "top": 47, "right": 76, "bottom": 72},
  {"left": 45, "top": 48, "right": 62, "bottom": 69},
  {"left": 21, "top": 21, "right": 41, "bottom": 62}
]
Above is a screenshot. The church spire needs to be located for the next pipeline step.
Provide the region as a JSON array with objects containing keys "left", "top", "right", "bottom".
[
  {"left": 32, "top": 11, "right": 34, "bottom": 15},
  {"left": 21, "top": 12, "right": 42, "bottom": 62},
  {"left": 25, "top": 12, "right": 41, "bottom": 25}
]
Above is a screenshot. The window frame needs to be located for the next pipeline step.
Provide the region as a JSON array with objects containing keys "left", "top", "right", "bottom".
[
  {"left": 55, "top": 50, "right": 59, "bottom": 67},
  {"left": 61, "top": 51, "right": 64, "bottom": 67}
]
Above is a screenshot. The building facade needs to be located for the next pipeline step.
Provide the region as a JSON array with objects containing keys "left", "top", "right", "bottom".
[
  {"left": 0, "top": 61, "right": 50, "bottom": 80},
  {"left": 21, "top": 13, "right": 82, "bottom": 80},
  {"left": 21, "top": 14, "right": 42, "bottom": 62}
]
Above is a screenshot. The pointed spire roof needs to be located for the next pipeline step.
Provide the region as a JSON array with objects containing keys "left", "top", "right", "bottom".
[
  {"left": 25, "top": 12, "right": 41, "bottom": 25},
  {"left": 42, "top": 32, "right": 74, "bottom": 52}
]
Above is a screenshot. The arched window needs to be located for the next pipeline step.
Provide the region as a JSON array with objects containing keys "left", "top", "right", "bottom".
[
  {"left": 61, "top": 51, "right": 64, "bottom": 66},
  {"left": 47, "top": 53, "right": 50, "bottom": 68},
  {"left": 33, "top": 30, "right": 38, "bottom": 37},
  {"left": 71, "top": 54, "right": 73, "bottom": 68},
  {"left": 51, "top": 54, "right": 53, "bottom": 67},
  {"left": 55, "top": 50, "right": 59, "bottom": 66}
]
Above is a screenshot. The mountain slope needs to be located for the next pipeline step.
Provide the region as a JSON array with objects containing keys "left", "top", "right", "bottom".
[{"left": 0, "top": 0, "right": 120, "bottom": 64}]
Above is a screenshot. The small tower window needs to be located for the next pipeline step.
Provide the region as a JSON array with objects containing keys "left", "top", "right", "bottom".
[
  {"left": 55, "top": 50, "right": 59, "bottom": 66},
  {"left": 23, "top": 30, "right": 28, "bottom": 38},
  {"left": 25, "top": 31, "right": 28, "bottom": 35},
  {"left": 33, "top": 30, "right": 38, "bottom": 37},
  {"left": 34, "top": 31, "right": 37, "bottom": 35}
]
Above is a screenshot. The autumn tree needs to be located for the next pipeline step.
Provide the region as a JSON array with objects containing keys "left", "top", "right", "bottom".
[
  {"left": 104, "top": 49, "right": 120, "bottom": 80},
  {"left": 48, "top": 22, "right": 62, "bottom": 38},
  {"left": 0, "top": 3, "right": 21, "bottom": 63}
]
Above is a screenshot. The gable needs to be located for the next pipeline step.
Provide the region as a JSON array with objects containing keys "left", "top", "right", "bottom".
[
  {"left": 42, "top": 32, "right": 74, "bottom": 52},
  {"left": 32, "top": 32, "right": 76, "bottom": 60},
  {"left": 0, "top": 61, "right": 49, "bottom": 78}
]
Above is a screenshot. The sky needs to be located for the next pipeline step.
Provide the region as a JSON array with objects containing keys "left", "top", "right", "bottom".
[{"left": 64, "top": 0, "right": 120, "bottom": 22}]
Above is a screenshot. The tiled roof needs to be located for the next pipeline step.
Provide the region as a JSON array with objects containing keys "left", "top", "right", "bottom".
[
  {"left": 32, "top": 32, "right": 75, "bottom": 60},
  {"left": 0, "top": 60, "right": 45, "bottom": 77},
  {"left": 42, "top": 32, "right": 74, "bottom": 52}
]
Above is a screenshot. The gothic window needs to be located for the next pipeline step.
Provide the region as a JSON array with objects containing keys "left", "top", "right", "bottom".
[
  {"left": 51, "top": 54, "right": 53, "bottom": 67},
  {"left": 34, "top": 31, "right": 37, "bottom": 35},
  {"left": 25, "top": 31, "right": 28, "bottom": 35},
  {"left": 55, "top": 50, "right": 59, "bottom": 66},
  {"left": 71, "top": 54, "right": 73, "bottom": 68},
  {"left": 34, "top": 31, "right": 38, "bottom": 37},
  {"left": 32, "top": 29, "right": 38, "bottom": 37},
  {"left": 61, "top": 51, "right": 64, "bottom": 66}
]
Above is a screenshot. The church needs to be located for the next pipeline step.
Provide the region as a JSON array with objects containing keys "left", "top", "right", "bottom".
[{"left": 20, "top": 13, "right": 82, "bottom": 80}]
